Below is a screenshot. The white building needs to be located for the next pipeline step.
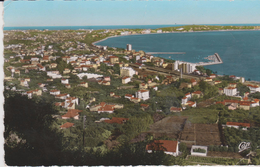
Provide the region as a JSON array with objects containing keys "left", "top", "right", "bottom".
[
  {"left": 120, "top": 67, "right": 136, "bottom": 78},
  {"left": 182, "top": 93, "right": 191, "bottom": 105},
  {"left": 122, "top": 76, "right": 131, "bottom": 84},
  {"left": 125, "top": 94, "right": 134, "bottom": 100},
  {"left": 126, "top": 44, "right": 132, "bottom": 51},
  {"left": 61, "top": 79, "right": 69, "bottom": 84},
  {"left": 247, "top": 84, "right": 260, "bottom": 93},
  {"left": 191, "top": 145, "right": 208, "bottom": 157},
  {"left": 50, "top": 89, "right": 60, "bottom": 95},
  {"left": 146, "top": 140, "right": 179, "bottom": 157},
  {"left": 135, "top": 90, "right": 149, "bottom": 101},
  {"left": 121, "top": 31, "right": 130, "bottom": 35},
  {"left": 224, "top": 87, "right": 237, "bottom": 96},
  {"left": 77, "top": 73, "right": 103, "bottom": 80}
]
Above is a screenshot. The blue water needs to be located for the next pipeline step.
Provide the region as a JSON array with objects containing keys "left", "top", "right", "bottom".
[
  {"left": 96, "top": 30, "right": 260, "bottom": 81},
  {"left": 4, "top": 24, "right": 260, "bottom": 31}
]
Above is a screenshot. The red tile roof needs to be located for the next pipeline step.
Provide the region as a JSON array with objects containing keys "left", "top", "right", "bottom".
[
  {"left": 122, "top": 76, "right": 130, "bottom": 80},
  {"left": 192, "top": 91, "right": 202, "bottom": 95},
  {"left": 190, "top": 78, "right": 196, "bottom": 83},
  {"left": 138, "top": 90, "right": 149, "bottom": 93},
  {"left": 60, "top": 122, "right": 74, "bottom": 129},
  {"left": 226, "top": 122, "right": 250, "bottom": 128},
  {"left": 170, "top": 107, "right": 182, "bottom": 111},
  {"left": 141, "top": 104, "right": 149, "bottom": 108},
  {"left": 125, "top": 94, "right": 133, "bottom": 97},
  {"left": 104, "top": 117, "right": 129, "bottom": 124},
  {"left": 146, "top": 140, "right": 178, "bottom": 153},
  {"left": 247, "top": 84, "right": 259, "bottom": 88},
  {"left": 62, "top": 110, "right": 79, "bottom": 118}
]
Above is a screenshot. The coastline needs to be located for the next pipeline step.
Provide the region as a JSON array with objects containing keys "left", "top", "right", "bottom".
[{"left": 92, "top": 29, "right": 260, "bottom": 46}]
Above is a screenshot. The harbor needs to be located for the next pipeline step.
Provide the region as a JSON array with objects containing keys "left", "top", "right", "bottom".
[{"left": 196, "top": 53, "right": 223, "bottom": 66}]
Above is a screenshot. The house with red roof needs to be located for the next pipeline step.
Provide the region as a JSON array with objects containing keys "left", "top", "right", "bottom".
[
  {"left": 55, "top": 93, "right": 70, "bottom": 100},
  {"left": 190, "top": 78, "right": 197, "bottom": 86},
  {"left": 170, "top": 107, "right": 182, "bottom": 112},
  {"left": 210, "top": 74, "right": 216, "bottom": 78},
  {"left": 122, "top": 76, "right": 131, "bottom": 84},
  {"left": 224, "top": 87, "right": 237, "bottom": 96},
  {"left": 139, "top": 83, "right": 148, "bottom": 89},
  {"left": 247, "top": 84, "right": 260, "bottom": 93},
  {"left": 187, "top": 101, "right": 196, "bottom": 107},
  {"left": 251, "top": 99, "right": 260, "bottom": 107},
  {"left": 141, "top": 104, "right": 149, "bottom": 110},
  {"left": 192, "top": 91, "right": 203, "bottom": 98},
  {"left": 61, "top": 109, "right": 82, "bottom": 120},
  {"left": 50, "top": 89, "right": 60, "bottom": 95},
  {"left": 79, "top": 82, "right": 88, "bottom": 88},
  {"left": 146, "top": 140, "right": 179, "bottom": 156},
  {"left": 125, "top": 94, "right": 134, "bottom": 100},
  {"left": 60, "top": 122, "right": 75, "bottom": 129},
  {"left": 130, "top": 97, "right": 141, "bottom": 103},
  {"left": 109, "top": 56, "right": 119, "bottom": 64},
  {"left": 104, "top": 117, "right": 129, "bottom": 124},
  {"left": 90, "top": 102, "right": 117, "bottom": 114},
  {"left": 224, "top": 122, "right": 250, "bottom": 130},
  {"left": 135, "top": 89, "right": 149, "bottom": 101}
]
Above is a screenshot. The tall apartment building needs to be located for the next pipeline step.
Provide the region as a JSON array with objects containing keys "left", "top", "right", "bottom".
[{"left": 126, "top": 44, "right": 132, "bottom": 51}]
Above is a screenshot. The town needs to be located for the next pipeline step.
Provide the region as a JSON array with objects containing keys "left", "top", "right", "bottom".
[{"left": 4, "top": 26, "right": 260, "bottom": 165}]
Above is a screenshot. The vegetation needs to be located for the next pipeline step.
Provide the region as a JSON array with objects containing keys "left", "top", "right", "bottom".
[
  {"left": 193, "top": 148, "right": 206, "bottom": 153},
  {"left": 159, "top": 25, "right": 255, "bottom": 32},
  {"left": 187, "top": 156, "right": 243, "bottom": 165},
  {"left": 224, "top": 127, "right": 260, "bottom": 150}
]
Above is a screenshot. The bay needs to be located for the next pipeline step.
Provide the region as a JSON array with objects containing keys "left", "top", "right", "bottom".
[{"left": 96, "top": 30, "right": 260, "bottom": 81}]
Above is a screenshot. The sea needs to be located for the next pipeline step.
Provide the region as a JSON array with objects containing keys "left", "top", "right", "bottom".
[{"left": 4, "top": 24, "right": 260, "bottom": 81}]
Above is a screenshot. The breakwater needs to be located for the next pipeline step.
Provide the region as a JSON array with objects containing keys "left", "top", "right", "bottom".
[
  {"left": 146, "top": 52, "right": 186, "bottom": 55},
  {"left": 196, "top": 53, "right": 223, "bottom": 66}
]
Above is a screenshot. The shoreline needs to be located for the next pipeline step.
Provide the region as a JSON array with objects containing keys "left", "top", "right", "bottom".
[{"left": 92, "top": 29, "right": 260, "bottom": 46}]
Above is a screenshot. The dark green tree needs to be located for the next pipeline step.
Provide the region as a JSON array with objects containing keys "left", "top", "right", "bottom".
[{"left": 4, "top": 91, "right": 63, "bottom": 165}]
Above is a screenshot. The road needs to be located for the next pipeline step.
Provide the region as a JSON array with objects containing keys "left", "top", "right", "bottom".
[{"left": 129, "top": 63, "right": 205, "bottom": 80}]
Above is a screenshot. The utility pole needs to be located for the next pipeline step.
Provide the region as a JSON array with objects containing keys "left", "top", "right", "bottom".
[
  {"left": 83, "top": 115, "right": 86, "bottom": 147},
  {"left": 180, "top": 68, "right": 182, "bottom": 79}
]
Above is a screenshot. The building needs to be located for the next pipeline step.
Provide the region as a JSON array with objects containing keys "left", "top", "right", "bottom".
[
  {"left": 191, "top": 145, "right": 208, "bottom": 157},
  {"left": 192, "top": 91, "right": 203, "bottom": 98},
  {"left": 104, "top": 117, "right": 129, "bottom": 124},
  {"left": 125, "top": 94, "right": 134, "bottom": 100},
  {"left": 247, "top": 84, "right": 260, "bottom": 93},
  {"left": 224, "top": 87, "right": 237, "bottom": 96},
  {"left": 224, "top": 122, "right": 250, "bottom": 130},
  {"left": 79, "top": 82, "right": 88, "bottom": 88},
  {"left": 146, "top": 140, "right": 179, "bottom": 157},
  {"left": 170, "top": 107, "right": 182, "bottom": 112},
  {"left": 61, "top": 109, "right": 82, "bottom": 120},
  {"left": 120, "top": 67, "right": 136, "bottom": 78},
  {"left": 50, "top": 89, "right": 60, "bottom": 95},
  {"left": 90, "top": 102, "right": 116, "bottom": 114},
  {"left": 174, "top": 60, "right": 196, "bottom": 74},
  {"left": 126, "top": 44, "right": 132, "bottom": 51},
  {"left": 122, "top": 76, "right": 131, "bottom": 84},
  {"left": 61, "top": 79, "right": 69, "bottom": 84},
  {"left": 109, "top": 56, "right": 119, "bottom": 64},
  {"left": 60, "top": 122, "right": 74, "bottom": 129},
  {"left": 139, "top": 83, "right": 148, "bottom": 89},
  {"left": 135, "top": 90, "right": 149, "bottom": 101}
]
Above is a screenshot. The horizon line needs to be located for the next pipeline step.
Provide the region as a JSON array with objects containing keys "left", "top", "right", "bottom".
[{"left": 4, "top": 23, "right": 260, "bottom": 28}]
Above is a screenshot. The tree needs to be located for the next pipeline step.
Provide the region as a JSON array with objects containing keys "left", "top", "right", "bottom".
[
  {"left": 206, "top": 69, "right": 212, "bottom": 76},
  {"left": 4, "top": 91, "right": 63, "bottom": 165}
]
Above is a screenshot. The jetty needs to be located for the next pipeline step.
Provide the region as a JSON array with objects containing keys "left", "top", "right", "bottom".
[
  {"left": 196, "top": 53, "right": 223, "bottom": 66},
  {"left": 146, "top": 52, "right": 186, "bottom": 55}
]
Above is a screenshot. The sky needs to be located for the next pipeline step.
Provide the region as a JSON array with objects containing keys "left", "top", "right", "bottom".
[{"left": 3, "top": 0, "right": 260, "bottom": 27}]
